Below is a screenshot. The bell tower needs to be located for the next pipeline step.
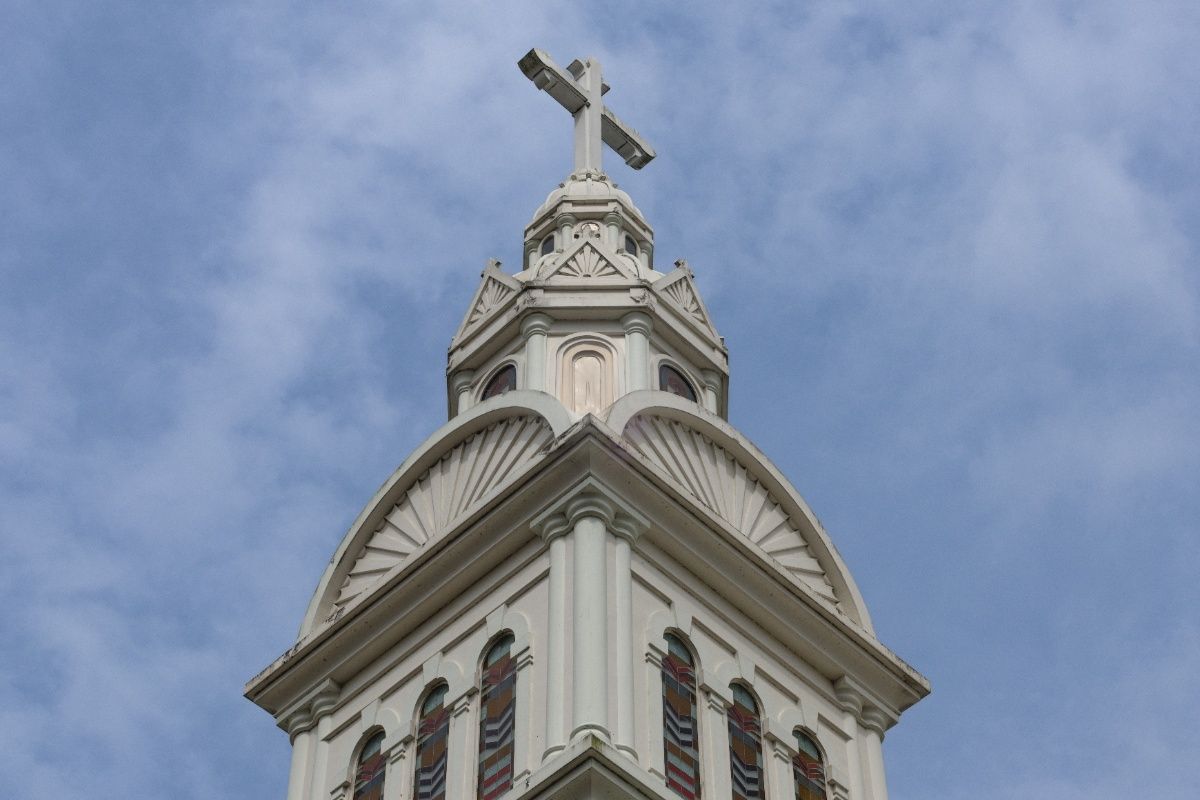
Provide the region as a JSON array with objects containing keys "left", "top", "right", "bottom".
[{"left": 246, "top": 49, "right": 928, "bottom": 800}]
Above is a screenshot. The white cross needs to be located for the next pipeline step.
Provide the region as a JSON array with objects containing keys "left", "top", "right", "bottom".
[{"left": 518, "top": 49, "right": 656, "bottom": 173}]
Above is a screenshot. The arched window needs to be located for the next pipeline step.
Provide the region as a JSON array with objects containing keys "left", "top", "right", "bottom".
[
  {"left": 353, "top": 730, "right": 386, "bottom": 800},
  {"left": 482, "top": 364, "right": 517, "bottom": 400},
  {"left": 792, "top": 731, "right": 827, "bottom": 800},
  {"left": 414, "top": 684, "right": 450, "bottom": 800},
  {"left": 661, "top": 634, "right": 701, "bottom": 800},
  {"left": 478, "top": 634, "right": 517, "bottom": 800},
  {"left": 659, "top": 364, "right": 698, "bottom": 402},
  {"left": 540, "top": 235, "right": 555, "bottom": 256},
  {"left": 624, "top": 234, "right": 638, "bottom": 255},
  {"left": 727, "top": 685, "right": 763, "bottom": 800}
]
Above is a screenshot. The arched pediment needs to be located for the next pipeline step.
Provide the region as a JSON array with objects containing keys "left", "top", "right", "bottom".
[
  {"left": 300, "top": 392, "right": 571, "bottom": 636},
  {"left": 607, "top": 392, "right": 874, "bottom": 632}
]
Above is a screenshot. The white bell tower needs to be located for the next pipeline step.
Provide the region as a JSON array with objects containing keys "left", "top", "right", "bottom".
[{"left": 246, "top": 49, "right": 928, "bottom": 800}]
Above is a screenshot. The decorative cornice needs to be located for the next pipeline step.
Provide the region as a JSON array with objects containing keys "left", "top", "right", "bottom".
[
  {"left": 280, "top": 678, "right": 342, "bottom": 741},
  {"left": 859, "top": 706, "right": 891, "bottom": 737}
]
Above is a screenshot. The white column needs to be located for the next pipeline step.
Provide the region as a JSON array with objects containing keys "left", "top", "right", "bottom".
[
  {"left": 860, "top": 708, "right": 891, "bottom": 800},
  {"left": 285, "top": 712, "right": 315, "bottom": 800},
  {"left": 622, "top": 312, "right": 652, "bottom": 393},
  {"left": 556, "top": 213, "right": 576, "bottom": 246},
  {"left": 641, "top": 241, "right": 653, "bottom": 272},
  {"left": 384, "top": 739, "right": 409, "bottom": 800},
  {"left": 446, "top": 694, "right": 476, "bottom": 800},
  {"left": 765, "top": 734, "right": 794, "bottom": 800},
  {"left": 700, "top": 370, "right": 721, "bottom": 414},
  {"left": 604, "top": 212, "right": 622, "bottom": 251},
  {"left": 521, "top": 314, "right": 552, "bottom": 393},
  {"left": 610, "top": 516, "right": 642, "bottom": 758},
  {"left": 567, "top": 494, "right": 613, "bottom": 741},
  {"left": 451, "top": 370, "right": 474, "bottom": 415},
  {"left": 834, "top": 680, "right": 866, "bottom": 800},
  {"left": 539, "top": 517, "right": 571, "bottom": 759},
  {"left": 307, "top": 714, "right": 334, "bottom": 799},
  {"left": 700, "top": 687, "right": 733, "bottom": 800}
]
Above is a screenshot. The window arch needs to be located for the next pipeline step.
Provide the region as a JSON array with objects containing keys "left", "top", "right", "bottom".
[
  {"left": 659, "top": 364, "right": 698, "bottom": 402},
  {"left": 477, "top": 633, "right": 517, "bottom": 800},
  {"left": 661, "top": 633, "right": 701, "bottom": 800},
  {"left": 414, "top": 684, "right": 450, "bottom": 800},
  {"left": 792, "top": 730, "right": 827, "bottom": 800},
  {"left": 482, "top": 364, "right": 517, "bottom": 400},
  {"left": 727, "top": 684, "right": 763, "bottom": 800},
  {"left": 352, "top": 730, "right": 387, "bottom": 800}
]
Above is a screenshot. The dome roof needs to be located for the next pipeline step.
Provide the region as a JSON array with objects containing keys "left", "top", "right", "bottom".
[{"left": 529, "top": 169, "right": 646, "bottom": 225}]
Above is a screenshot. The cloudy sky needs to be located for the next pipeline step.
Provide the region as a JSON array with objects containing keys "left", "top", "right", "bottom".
[{"left": 3, "top": 2, "right": 1198, "bottom": 798}]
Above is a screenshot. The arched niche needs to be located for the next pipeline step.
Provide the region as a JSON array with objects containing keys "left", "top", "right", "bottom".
[{"left": 557, "top": 337, "right": 617, "bottom": 415}]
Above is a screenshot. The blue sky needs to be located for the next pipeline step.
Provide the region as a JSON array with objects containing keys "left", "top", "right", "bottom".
[{"left": 2, "top": 2, "right": 1198, "bottom": 797}]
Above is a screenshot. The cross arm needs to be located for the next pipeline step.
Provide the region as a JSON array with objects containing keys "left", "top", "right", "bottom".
[
  {"left": 601, "top": 106, "right": 656, "bottom": 169},
  {"left": 518, "top": 49, "right": 588, "bottom": 114}
]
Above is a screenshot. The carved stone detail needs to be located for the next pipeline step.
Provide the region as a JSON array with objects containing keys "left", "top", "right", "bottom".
[
  {"left": 334, "top": 416, "right": 554, "bottom": 610},
  {"left": 467, "top": 276, "right": 516, "bottom": 324},
  {"left": 555, "top": 242, "right": 623, "bottom": 279},
  {"left": 622, "top": 415, "right": 838, "bottom": 607}
]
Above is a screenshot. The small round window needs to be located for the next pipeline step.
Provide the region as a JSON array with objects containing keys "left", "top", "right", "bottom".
[
  {"left": 659, "top": 364, "right": 697, "bottom": 402},
  {"left": 482, "top": 364, "right": 517, "bottom": 400}
]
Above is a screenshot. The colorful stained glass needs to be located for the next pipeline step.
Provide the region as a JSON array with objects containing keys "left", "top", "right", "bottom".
[
  {"left": 727, "top": 685, "right": 763, "bottom": 800},
  {"left": 659, "top": 365, "right": 698, "bottom": 402},
  {"left": 662, "top": 634, "right": 701, "bottom": 800},
  {"left": 353, "top": 731, "right": 386, "bottom": 800},
  {"left": 792, "top": 731, "right": 827, "bottom": 800},
  {"left": 477, "top": 634, "right": 517, "bottom": 800},
  {"left": 482, "top": 365, "right": 517, "bottom": 400},
  {"left": 415, "top": 684, "right": 450, "bottom": 800}
]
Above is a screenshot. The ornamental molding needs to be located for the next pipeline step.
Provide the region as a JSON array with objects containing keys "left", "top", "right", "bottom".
[
  {"left": 332, "top": 415, "right": 555, "bottom": 613},
  {"left": 621, "top": 414, "right": 840, "bottom": 609},
  {"left": 529, "top": 476, "right": 650, "bottom": 543},
  {"left": 651, "top": 263, "right": 719, "bottom": 338},
  {"left": 453, "top": 260, "right": 522, "bottom": 345},
  {"left": 541, "top": 238, "right": 638, "bottom": 282}
]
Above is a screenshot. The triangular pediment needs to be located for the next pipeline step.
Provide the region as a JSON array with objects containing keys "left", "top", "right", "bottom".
[
  {"left": 652, "top": 265, "right": 719, "bottom": 338},
  {"left": 452, "top": 262, "right": 522, "bottom": 344},
  {"left": 541, "top": 238, "right": 639, "bottom": 283}
]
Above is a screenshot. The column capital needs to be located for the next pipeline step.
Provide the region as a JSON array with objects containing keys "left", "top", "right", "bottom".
[
  {"left": 859, "top": 705, "right": 893, "bottom": 738},
  {"left": 530, "top": 478, "right": 650, "bottom": 542},
  {"left": 833, "top": 676, "right": 865, "bottom": 716},
  {"left": 450, "top": 370, "right": 475, "bottom": 394},
  {"left": 621, "top": 310, "right": 653, "bottom": 336},
  {"left": 283, "top": 708, "right": 315, "bottom": 741},
  {"left": 521, "top": 312, "right": 553, "bottom": 337}
]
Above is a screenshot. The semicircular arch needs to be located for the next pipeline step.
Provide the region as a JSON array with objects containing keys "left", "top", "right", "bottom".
[
  {"left": 300, "top": 392, "right": 571, "bottom": 635},
  {"left": 606, "top": 391, "right": 873, "bottom": 632}
]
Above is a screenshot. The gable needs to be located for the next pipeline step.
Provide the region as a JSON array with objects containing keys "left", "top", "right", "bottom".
[
  {"left": 540, "top": 238, "right": 639, "bottom": 282},
  {"left": 652, "top": 265, "right": 719, "bottom": 338},
  {"left": 452, "top": 262, "right": 522, "bottom": 345}
]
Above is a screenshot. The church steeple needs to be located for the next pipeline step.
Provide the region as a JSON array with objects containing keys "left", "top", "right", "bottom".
[
  {"left": 247, "top": 49, "right": 927, "bottom": 800},
  {"left": 448, "top": 50, "right": 728, "bottom": 421}
]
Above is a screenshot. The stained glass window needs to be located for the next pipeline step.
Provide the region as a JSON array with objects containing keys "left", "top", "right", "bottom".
[
  {"left": 353, "top": 730, "right": 386, "bottom": 800},
  {"left": 727, "top": 685, "right": 763, "bottom": 800},
  {"left": 477, "top": 634, "right": 517, "bottom": 800},
  {"left": 659, "top": 365, "right": 698, "bottom": 402},
  {"left": 662, "top": 634, "right": 701, "bottom": 800},
  {"left": 415, "top": 684, "right": 450, "bottom": 800},
  {"left": 482, "top": 365, "right": 517, "bottom": 400},
  {"left": 792, "top": 731, "right": 827, "bottom": 800}
]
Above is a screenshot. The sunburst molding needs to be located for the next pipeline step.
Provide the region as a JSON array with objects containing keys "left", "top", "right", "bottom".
[
  {"left": 333, "top": 416, "right": 554, "bottom": 611},
  {"left": 621, "top": 414, "right": 839, "bottom": 608}
]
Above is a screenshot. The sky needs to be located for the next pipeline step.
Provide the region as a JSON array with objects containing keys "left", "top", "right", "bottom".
[{"left": 2, "top": 1, "right": 1198, "bottom": 798}]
